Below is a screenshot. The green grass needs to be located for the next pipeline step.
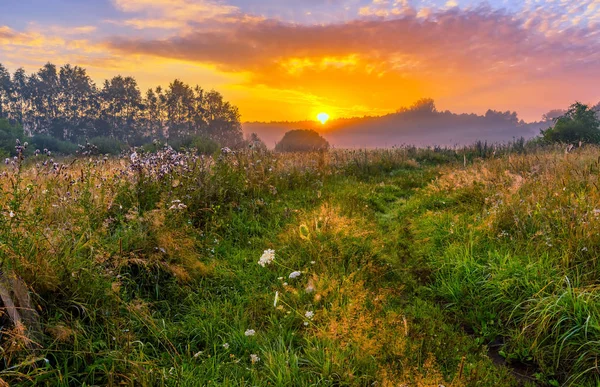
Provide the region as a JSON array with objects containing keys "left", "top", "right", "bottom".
[{"left": 1, "top": 144, "right": 594, "bottom": 386}]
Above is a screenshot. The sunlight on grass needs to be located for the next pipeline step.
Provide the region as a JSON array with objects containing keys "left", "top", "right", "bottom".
[{"left": 0, "top": 141, "right": 592, "bottom": 385}]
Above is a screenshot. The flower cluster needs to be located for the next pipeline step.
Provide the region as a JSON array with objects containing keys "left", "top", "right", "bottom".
[
  {"left": 128, "top": 145, "right": 204, "bottom": 180},
  {"left": 169, "top": 199, "right": 188, "bottom": 210},
  {"left": 258, "top": 249, "right": 275, "bottom": 267}
]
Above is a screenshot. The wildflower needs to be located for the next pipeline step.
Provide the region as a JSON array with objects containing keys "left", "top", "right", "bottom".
[
  {"left": 169, "top": 200, "right": 187, "bottom": 210},
  {"left": 305, "top": 311, "right": 314, "bottom": 320},
  {"left": 222, "top": 343, "right": 229, "bottom": 349},
  {"left": 250, "top": 354, "right": 260, "bottom": 364},
  {"left": 8, "top": 211, "right": 14, "bottom": 218},
  {"left": 258, "top": 249, "right": 275, "bottom": 267},
  {"left": 273, "top": 291, "right": 279, "bottom": 307},
  {"left": 310, "top": 261, "right": 316, "bottom": 265},
  {"left": 582, "top": 247, "right": 588, "bottom": 252},
  {"left": 303, "top": 321, "right": 309, "bottom": 326},
  {"left": 244, "top": 329, "right": 256, "bottom": 336},
  {"left": 289, "top": 271, "right": 301, "bottom": 279}
]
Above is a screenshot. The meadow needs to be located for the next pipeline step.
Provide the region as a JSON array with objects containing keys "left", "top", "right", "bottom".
[{"left": 0, "top": 141, "right": 598, "bottom": 386}]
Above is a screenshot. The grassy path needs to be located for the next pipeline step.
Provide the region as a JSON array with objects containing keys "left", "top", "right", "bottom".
[
  {"left": 1, "top": 157, "right": 528, "bottom": 386},
  {"left": 160, "top": 168, "right": 519, "bottom": 386},
  {"left": 6, "top": 149, "right": 600, "bottom": 386}
]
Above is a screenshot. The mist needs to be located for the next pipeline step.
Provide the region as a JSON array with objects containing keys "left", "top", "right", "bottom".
[{"left": 244, "top": 99, "right": 553, "bottom": 148}]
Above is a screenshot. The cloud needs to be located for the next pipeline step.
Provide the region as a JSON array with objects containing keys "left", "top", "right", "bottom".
[
  {"left": 110, "top": 0, "right": 242, "bottom": 30},
  {"left": 106, "top": 5, "right": 600, "bottom": 77},
  {"left": 2, "top": 1, "right": 600, "bottom": 122},
  {"left": 101, "top": 4, "right": 600, "bottom": 120}
]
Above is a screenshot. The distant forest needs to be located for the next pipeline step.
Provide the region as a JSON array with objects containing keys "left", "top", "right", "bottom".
[
  {"left": 0, "top": 62, "right": 243, "bottom": 149},
  {"left": 245, "top": 99, "right": 600, "bottom": 148}
]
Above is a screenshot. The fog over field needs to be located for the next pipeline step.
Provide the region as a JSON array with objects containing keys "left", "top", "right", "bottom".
[{"left": 244, "top": 99, "right": 552, "bottom": 148}]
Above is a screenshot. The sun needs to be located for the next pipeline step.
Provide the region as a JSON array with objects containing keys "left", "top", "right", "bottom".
[{"left": 317, "top": 112, "right": 330, "bottom": 124}]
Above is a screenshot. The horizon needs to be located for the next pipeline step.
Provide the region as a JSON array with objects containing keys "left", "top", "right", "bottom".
[{"left": 1, "top": 0, "right": 599, "bottom": 123}]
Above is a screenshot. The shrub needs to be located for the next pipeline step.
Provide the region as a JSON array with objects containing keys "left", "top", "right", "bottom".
[
  {"left": 29, "top": 134, "right": 78, "bottom": 154},
  {"left": 191, "top": 136, "right": 220, "bottom": 155},
  {"left": 246, "top": 132, "right": 267, "bottom": 151},
  {"left": 0, "top": 119, "right": 24, "bottom": 157},
  {"left": 541, "top": 102, "right": 600, "bottom": 144},
  {"left": 89, "top": 136, "right": 127, "bottom": 155},
  {"left": 275, "top": 129, "right": 329, "bottom": 152},
  {"left": 169, "top": 135, "right": 220, "bottom": 155}
]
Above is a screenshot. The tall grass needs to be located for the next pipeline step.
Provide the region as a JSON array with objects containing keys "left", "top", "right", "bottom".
[
  {"left": 405, "top": 144, "right": 600, "bottom": 385},
  {"left": 0, "top": 140, "right": 561, "bottom": 385}
]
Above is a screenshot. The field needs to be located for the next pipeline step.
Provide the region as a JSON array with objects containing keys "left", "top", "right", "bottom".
[{"left": 0, "top": 143, "right": 599, "bottom": 386}]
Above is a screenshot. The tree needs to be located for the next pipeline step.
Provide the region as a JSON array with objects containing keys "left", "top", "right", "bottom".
[
  {"left": 541, "top": 102, "right": 600, "bottom": 144},
  {"left": 485, "top": 109, "right": 519, "bottom": 125},
  {"left": 542, "top": 109, "right": 567, "bottom": 122},
  {"left": 100, "top": 75, "right": 142, "bottom": 140},
  {"left": 275, "top": 129, "right": 329, "bottom": 152},
  {"left": 28, "top": 63, "right": 60, "bottom": 135},
  {"left": 0, "top": 118, "right": 24, "bottom": 157},
  {"left": 165, "top": 79, "right": 194, "bottom": 139},
  {"left": 0, "top": 63, "right": 11, "bottom": 120},
  {"left": 10, "top": 68, "right": 29, "bottom": 127},
  {"left": 247, "top": 132, "right": 267, "bottom": 151},
  {"left": 56, "top": 64, "right": 97, "bottom": 140},
  {"left": 0, "top": 63, "right": 242, "bottom": 149},
  {"left": 203, "top": 90, "right": 242, "bottom": 147},
  {"left": 397, "top": 98, "right": 437, "bottom": 115}
]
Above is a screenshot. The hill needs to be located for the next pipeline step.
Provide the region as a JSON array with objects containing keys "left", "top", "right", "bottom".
[{"left": 244, "top": 99, "right": 549, "bottom": 148}]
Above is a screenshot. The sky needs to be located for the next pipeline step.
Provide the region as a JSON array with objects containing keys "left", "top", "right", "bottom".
[{"left": 0, "top": 0, "right": 599, "bottom": 122}]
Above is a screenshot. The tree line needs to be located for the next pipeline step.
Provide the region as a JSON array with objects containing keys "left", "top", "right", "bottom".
[{"left": 0, "top": 62, "right": 243, "bottom": 149}]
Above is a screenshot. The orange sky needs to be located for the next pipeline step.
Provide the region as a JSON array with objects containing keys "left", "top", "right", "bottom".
[{"left": 1, "top": 0, "right": 600, "bottom": 122}]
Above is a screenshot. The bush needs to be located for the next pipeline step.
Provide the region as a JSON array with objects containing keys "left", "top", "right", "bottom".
[
  {"left": 275, "top": 129, "right": 329, "bottom": 152},
  {"left": 89, "top": 136, "right": 127, "bottom": 155},
  {"left": 169, "top": 135, "right": 220, "bottom": 155},
  {"left": 0, "top": 119, "right": 24, "bottom": 157},
  {"left": 191, "top": 136, "right": 220, "bottom": 155},
  {"left": 541, "top": 102, "right": 600, "bottom": 144},
  {"left": 29, "top": 134, "right": 78, "bottom": 154}
]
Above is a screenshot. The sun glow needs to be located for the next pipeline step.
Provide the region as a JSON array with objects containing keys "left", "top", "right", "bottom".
[{"left": 317, "top": 112, "right": 330, "bottom": 124}]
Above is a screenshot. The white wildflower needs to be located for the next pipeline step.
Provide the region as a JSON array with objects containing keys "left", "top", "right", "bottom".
[
  {"left": 303, "top": 321, "right": 309, "bottom": 326},
  {"left": 244, "top": 329, "right": 256, "bottom": 336},
  {"left": 8, "top": 211, "right": 14, "bottom": 218},
  {"left": 289, "top": 271, "right": 301, "bottom": 279},
  {"left": 305, "top": 311, "right": 314, "bottom": 320},
  {"left": 169, "top": 200, "right": 187, "bottom": 210},
  {"left": 258, "top": 249, "right": 275, "bottom": 267},
  {"left": 310, "top": 261, "right": 316, "bottom": 265},
  {"left": 222, "top": 343, "right": 229, "bottom": 349},
  {"left": 250, "top": 353, "right": 260, "bottom": 364}
]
